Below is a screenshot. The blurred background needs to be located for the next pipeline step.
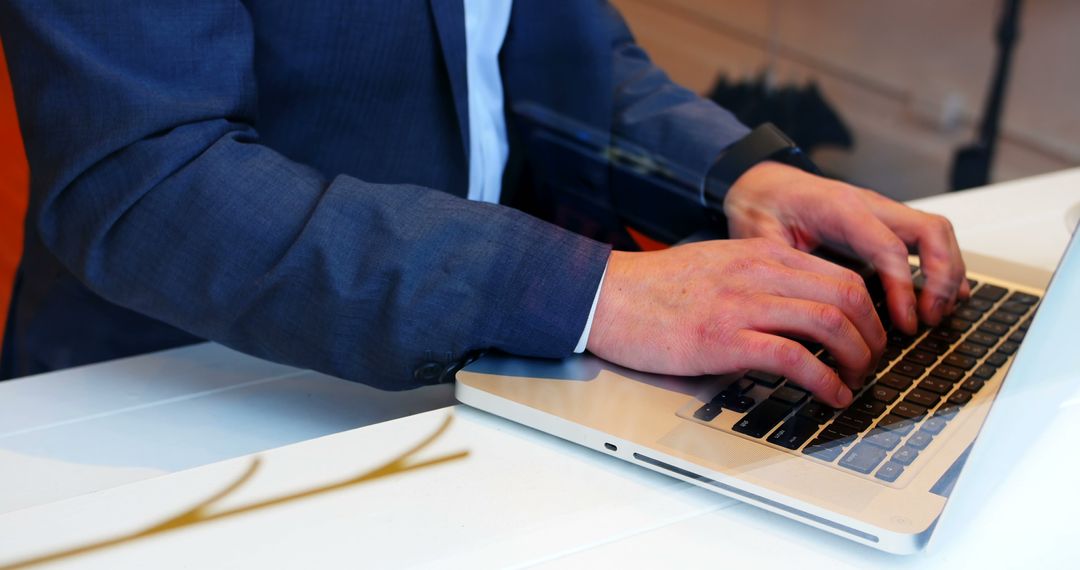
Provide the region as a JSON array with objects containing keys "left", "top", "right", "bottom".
[{"left": 613, "top": 0, "right": 1079, "bottom": 199}]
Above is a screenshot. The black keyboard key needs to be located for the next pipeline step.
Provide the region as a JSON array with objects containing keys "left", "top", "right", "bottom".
[
  {"left": 986, "top": 352, "right": 1009, "bottom": 367},
  {"left": 726, "top": 395, "right": 756, "bottom": 413},
  {"left": 919, "top": 377, "right": 953, "bottom": 395},
  {"left": 916, "top": 338, "right": 950, "bottom": 355},
  {"left": 961, "top": 378, "right": 985, "bottom": 393},
  {"left": 864, "top": 429, "right": 902, "bottom": 450},
  {"left": 908, "top": 430, "right": 934, "bottom": 449},
  {"left": 851, "top": 395, "right": 888, "bottom": 418},
  {"left": 905, "top": 389, "right": 940, "bottom": 408},
  {"left": 835, "top": 410, "right": 876, "bottom": 432},
  {"left": 1008, "top": 330, "right": 1026, "bottom": 343},
  {"left": 928, "top": 328, "right": 962, "bottom": 343},
  {"left": 954, "top": 307, "right": 983, "bottom": 322},
  {"left": 767, "top": 416, "right": 821, "bottom": 450},
  {"left": 997, "top": 341, "right": 1019, "bottom": 355},
  {"left": 879, "top": 372, "right": 914, "bottom": 391},
  {"left": 930, "top": 364, "right": 965, "bottom": 383},
  {"left": 877, "top": 414, "right": 916, "bottom": 435},
  {"left": 955, "top": 342, "right": 988, "bottom": 359},
  {"left": 887, "top": 331, "right": 919, "bottom": 348},
  {"left": 967, "top": 331, "right": 999, "bottom": 347},
  {"left": 935, "top": 404, "right": 961, "bottom": 420},
  {"left": 891, "top": 361, "right": 926, "bottom": 378},
  {"left": 893, "top": 401, "right": 928, "bottom": 419},
  {"left": 710, "top": 390, "right": 748, "bottom": 411},
  {"left": 947, "top": 317, "right": 974, "bottom": 332},
  {"left": 746, "top": 370, "right": 783, "bottom": 388},
  {"left": 973, "top": 284, "right": 1008, "bottom": 301},
  {"left": 989, "top": 311, "right": 1020, "bottom": 326},
  {"left": 903, "top": 350, "right": 938, "bottom": 367},
  {"left": 816, "top": 425, "right": 859, "bottom": 442},
  {"left": 824, "top": 421, "right": 861, "bottom": 438},
  {"left": 892, "top": 445, "right": 920, "bottom": 466},
  {"left": 1008, "top": 291, "right": 1039, "bottom": 305},
  {"left": 922, "top": 416, "right": 948, "bottom": 435},
  {"left": 797, "top": 401, "right": 837, "bottom": 424},
  {"left": 978, "top": 321, "right": 1010, "bottom": 337},
  {"left": 803, "top": 439, "right": 844, "bottom": 462},
  {"left": 1020, "top": 317, "right": 1033, "bottom": 331},
  {"left": 961, "top": 297, "right": 994, "bottom": 312},
  {"left": 972, "top": 364, "right": 996, "bottom": 380},
  {"left": 883, "top": 346, "right": 903, "bottom": 361},
  {"left": 944, "top": 352, "right": 977, "bottom": 370},
  {"left": 998, "top": 301, "right": 1030, "bottom": 315},
  {"left": 694, "top": 403, "right": 722, "bottom": 422},
  {"left": 732, "top": 400, "right": 793, "bottom": 438},
  {"left": 839, "top": 442, "right": 888, "bottom": 474},
  {"left": 870, "top": 385, "right": 900, "bottom": 404},
  {"left": 875, "top": 461, "right": 905, "bottom": 482},
  {"left": 947, "top": 390, "right": 973, "bottom": 406},
  {"left": 770, "top": 386, "right": 809, "bottom": 405}
]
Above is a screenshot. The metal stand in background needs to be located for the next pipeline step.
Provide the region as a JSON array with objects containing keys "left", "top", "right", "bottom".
[{"left": 950, "top": 0, "right": 1023, "bottom": 191}]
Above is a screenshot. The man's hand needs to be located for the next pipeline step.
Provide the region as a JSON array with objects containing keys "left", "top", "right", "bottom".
[
  {"left": 587, "top": 239, "right": 881, "bottom": 407},
  {"left": 586, "top": 162, "right": 968, "bottom": 408},
  {"left": 724, "top": 161, "right": 969, "bottom": 333}
]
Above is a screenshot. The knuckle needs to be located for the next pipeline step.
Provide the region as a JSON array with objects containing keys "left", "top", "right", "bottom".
[
  {"left": 815, "top": 304, "right": 847, "bottom": 334},
  {"left": 730, "top": 256, "right": 768, "bottom": 276},
  {"left": 774, "top": 341, "right": 806, "bottom": 371},
  {"left": 841, "top": 283, "right": 872, "bottom": 315},
  {"left": 694, "top": 318, "right": 726, "bottom": 347},
  {"left": 883, "top": 237, "right": 909, "bottom": 260},
  {"left": 933, "top": 214, "right": 954, "bottom": 234},
  {"left": 841, "top": 268, "right": 864, "bottom": 287}
]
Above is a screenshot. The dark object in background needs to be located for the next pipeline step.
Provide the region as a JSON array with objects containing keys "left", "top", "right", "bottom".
[
  {"left": 950, "top": 0, "right": 1023, "bottom": 191},
  {"left": 708, "top": 73, "right": 854, "bottom": 156}
]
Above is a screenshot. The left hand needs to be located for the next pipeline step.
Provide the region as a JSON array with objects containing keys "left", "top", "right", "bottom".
[{"left": 724, "top": 161, "right": 970, "bottom": 336}]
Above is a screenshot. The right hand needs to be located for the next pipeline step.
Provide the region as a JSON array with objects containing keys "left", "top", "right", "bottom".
[{"left": 585, "top": 238, "right": 887, "bottom": 408}]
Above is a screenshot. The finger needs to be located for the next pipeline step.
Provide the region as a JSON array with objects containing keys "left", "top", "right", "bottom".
[
  {"left": 759, "top": 263, "right": 887, "bottom": 363},
  {"left": 869, "top": 201, "right": 968, "bottom": 324},
  {"left": 746, "top": 296, "right": 875, "bottom": 390},
  {"left": 833, "top": 212, "right": 919, "bottom": 335},
  {"left": 734, "top": 331, "right": 853, "bottom": 408}
]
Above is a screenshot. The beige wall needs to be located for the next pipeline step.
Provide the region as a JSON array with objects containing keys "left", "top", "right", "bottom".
[{"left": 613, "top": 0, "right": 1080, "bottom": 200}]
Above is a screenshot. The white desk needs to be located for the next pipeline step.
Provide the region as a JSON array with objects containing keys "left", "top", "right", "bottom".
[{"left": 1, "top": 168, "right": 1079, "bottom": 568}]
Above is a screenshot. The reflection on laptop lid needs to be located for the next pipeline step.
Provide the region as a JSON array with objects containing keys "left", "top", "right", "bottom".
[{"left": 930, "top": 224, "right": 1080, "bottom": 550}]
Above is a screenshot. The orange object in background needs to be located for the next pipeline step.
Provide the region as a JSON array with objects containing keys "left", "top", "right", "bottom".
[{"left": 0, "top": 39, "right": 30, "bottom": 350}]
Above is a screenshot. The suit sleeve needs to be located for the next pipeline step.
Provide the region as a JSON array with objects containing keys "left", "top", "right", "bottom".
[
  {"left": 0, "top": 1, "right": 610, "bottom": 389},
  {"left": 602, "top": 3, "right": 751, "bottom": 198}
]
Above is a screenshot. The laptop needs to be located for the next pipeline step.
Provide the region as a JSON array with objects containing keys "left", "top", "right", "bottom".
[{"left": 456, "top": 221, "right": 1078, "bottom": 554}]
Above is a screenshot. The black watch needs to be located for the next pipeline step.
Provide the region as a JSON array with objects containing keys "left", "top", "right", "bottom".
[{"left": 702, "top": 122, "right": 820, "bottom": 215}]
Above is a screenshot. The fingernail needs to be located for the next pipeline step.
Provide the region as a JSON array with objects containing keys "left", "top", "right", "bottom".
[
  {"left": 836, "top": 385, "right": 853, "bottom": 407},
  {"left": 907, "top": 305, "right": 918, "bottom": 327}
]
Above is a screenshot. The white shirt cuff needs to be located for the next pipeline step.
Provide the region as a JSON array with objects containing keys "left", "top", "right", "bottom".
[{"left": 573, "top": 262, "right": 608, "bottom": 353}]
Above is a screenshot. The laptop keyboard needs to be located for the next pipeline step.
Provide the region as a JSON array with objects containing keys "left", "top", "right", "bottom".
[{"left": 685, "top": 265, "right": 1039, "bottom": 484}]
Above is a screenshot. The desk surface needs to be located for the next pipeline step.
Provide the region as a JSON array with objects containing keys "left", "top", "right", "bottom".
[{"left": 2, "top": 168, "right": 1079, "bottom": 568}]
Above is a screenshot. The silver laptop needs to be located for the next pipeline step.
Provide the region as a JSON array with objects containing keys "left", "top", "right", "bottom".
[{"left": 456, "top": 225, "right": 1079, "bottom": 554}]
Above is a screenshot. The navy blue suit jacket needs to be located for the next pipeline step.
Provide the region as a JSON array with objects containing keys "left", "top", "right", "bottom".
[{"left": 0, "top": 1, "right": 749, "bottom": 387}]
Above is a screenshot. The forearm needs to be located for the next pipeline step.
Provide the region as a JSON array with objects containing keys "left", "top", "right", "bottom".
[{"left": 2, "top": 0, "right": 612, "bottom": 388}]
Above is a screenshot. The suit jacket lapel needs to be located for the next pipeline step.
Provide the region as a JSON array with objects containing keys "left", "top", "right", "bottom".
[{"left": 429, "top": 0, "right": 470, "bottom": 165}]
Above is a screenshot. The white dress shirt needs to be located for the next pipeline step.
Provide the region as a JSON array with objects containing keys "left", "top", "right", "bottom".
[{"left": 463, "top": 0, "right": 603, "bottom": 353}]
